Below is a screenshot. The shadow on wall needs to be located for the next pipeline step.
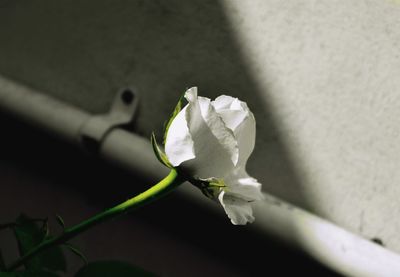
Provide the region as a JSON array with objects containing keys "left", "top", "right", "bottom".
[
  {"left": 0, "top": 0, "right": 341, "bottom": 276},
  {"left": 0, "top": 0, "right": 309, "bottom": 211}
]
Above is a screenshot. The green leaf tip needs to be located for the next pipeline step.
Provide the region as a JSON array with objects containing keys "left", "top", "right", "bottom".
[
  {"left": 55, "top": 214, "right": 65, "bottom": 230},
  {"left": 163, "top": 91, "right": 185, "bottom": 145},
  {"left": 12, "top": 214, "right": 67, "bottom": 273},
  {"left": 64, "top": 243, "right": 87, "bottom": 266},
  {"left": 150, "top": 132, "right": 172, "bottom": 168}
]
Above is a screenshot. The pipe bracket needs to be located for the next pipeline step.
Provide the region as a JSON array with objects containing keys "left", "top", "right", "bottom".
[{"left": 79, "top": 88, "right": 139, "bottom": 154}]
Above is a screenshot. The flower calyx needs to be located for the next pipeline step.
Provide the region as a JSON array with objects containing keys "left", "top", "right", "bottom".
[
  {"left": 190, "top": 177, "right": 227, "bottom": 200},
  {"left": 150, "top": 132, "right": 172, "bottom": 168}
]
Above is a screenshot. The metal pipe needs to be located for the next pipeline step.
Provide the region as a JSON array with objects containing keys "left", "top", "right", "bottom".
[
  {"left": 1, "top": 74, "right": 399, "bottom": 276},
  {"left": 0, "top": 75, "right": 89, "bottom": 143}
]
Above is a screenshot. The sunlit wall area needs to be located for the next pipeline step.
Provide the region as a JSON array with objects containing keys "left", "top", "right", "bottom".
[{"left": 221, "top": 0, "right": 400, "bottom": 253}]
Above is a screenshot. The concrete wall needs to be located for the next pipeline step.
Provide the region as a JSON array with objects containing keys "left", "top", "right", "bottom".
[{"left": 221, "top": 0, "right": 400, "bottom": 252}]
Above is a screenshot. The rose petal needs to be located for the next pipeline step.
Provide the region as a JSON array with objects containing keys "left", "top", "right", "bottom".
[
  {"left": 164, "top": 106, "right": 196, "bottom": 166},
  {"left": 218, "top": 191, "right": 255, "bottom": 225},
  {"left": 234, "top": 112, "right": 256, "bottom": 167},
  {"left": 215, "top": 110, "right": 247, "bottom": 131},
  {"left": 213, "top": 96, "right": 247, "bottom": 131},
  {"left": 213, "top": 96, "right": 256, "bottom": 167},
  {"left": 198, "top": 97, "right": 239, "bottom": 166},
  {"left": 225, "top": 170, "right": 264, "bottom": 201},
  {"left": 212, "top": 95, "right": 236, "bottom": 110},
  {"left": 182, "top": 87, "right": 239, "bottom": 178}
]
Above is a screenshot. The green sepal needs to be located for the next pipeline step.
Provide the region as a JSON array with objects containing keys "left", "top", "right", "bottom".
[
  {"left": 208, "top": 178, "right": 227, "bottom": 188},
  {"left": 190, "top": 178, "right": 226, "bottom": 199},
  {"left": 163, "top": 91, "right": 185, "bottom": 145},
  {"left": 55, "top": 215, "right": 65, "bottom": 230},
  {"left": 150, "top": 132, "right": 172, "bottom": 168}
]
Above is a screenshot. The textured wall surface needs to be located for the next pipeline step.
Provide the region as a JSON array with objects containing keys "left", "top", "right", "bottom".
[
  {"left": 0, "top": 1, "right": 305, "bottom": 211},
  {"left": 220, "top": 0, "right": 400, "bottom": 252},
  {"left": 0, "top": 0, "right": 399, "bottom": 268}
]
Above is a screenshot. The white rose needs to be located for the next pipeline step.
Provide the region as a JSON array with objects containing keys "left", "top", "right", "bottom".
[{"left": 164, "top": 87, "right": 263, "bottom": 225}]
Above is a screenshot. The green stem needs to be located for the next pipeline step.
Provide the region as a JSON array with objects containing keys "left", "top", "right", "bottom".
[{"left": 6, "top": 169, "right": 183, "bottom": 272}]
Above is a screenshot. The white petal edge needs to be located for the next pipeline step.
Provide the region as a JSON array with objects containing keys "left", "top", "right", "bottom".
[
  {"left": 212, "top": 96, "right": 256, "bottom": 167},
  {"left": 182, "top": 87, "right": 239, "bottom": 177},
  {"left": 218, "top": 191, "right": 255, "bottom": 225},
  {"left": 187, "top": 88, "right": 239, "bottom": 166},
  {"left": 234, "top": 113, "right": 256, "bottom": 167},
  {"left": 164, "top": 105, "right": 196, "bottom": 166},
  {"left": 212, "top": 95, "right": 236, "bottom": 110},
  {"left": 230, "top": 178, "right": 263, "bottom": 201},
  {"left": 212, "top": 95, "right": 247, "bottom": 131}
]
